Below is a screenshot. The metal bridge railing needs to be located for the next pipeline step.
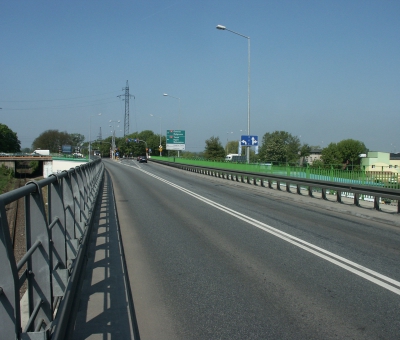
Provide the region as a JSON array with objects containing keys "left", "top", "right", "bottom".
[
  {"left": 0, "top": 159, "right": 104, "bottom": 340},
  {"left": 152, "top": 159, "right": 400, "bottom": 213}
]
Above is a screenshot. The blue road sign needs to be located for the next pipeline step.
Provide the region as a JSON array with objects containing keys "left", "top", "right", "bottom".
[{"left": 240, "top": 135, "right": 258, "bottom": 146}]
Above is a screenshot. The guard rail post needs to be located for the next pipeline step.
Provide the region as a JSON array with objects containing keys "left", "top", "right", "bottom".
[
  {"left": 374, "top": 196, "right": 380, "bottom": 210},
  {"left": 336, "top": 190, "right": 342, "bottom": 203}
]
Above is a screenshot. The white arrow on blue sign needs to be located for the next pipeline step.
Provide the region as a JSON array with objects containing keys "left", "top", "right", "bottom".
[{"left": 240, "top": 135, "right": 258, "bottom": 146}]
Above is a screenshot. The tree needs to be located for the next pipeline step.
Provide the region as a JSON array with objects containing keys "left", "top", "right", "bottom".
[
  {"left": 32, "top": 130, "right": 73, "bottom": 153},
  {"left": 337, "top": 139, "right": 367, "bottom": 169},
  {"left": 299, "top": 143, "right": 311, "bottom": 166},
  {"left": 259, "top": 131, "right": 300, "bottom": 164},
  {"left": 321, "top": 143, "right": 342, "bottom": 167},
  {"left": 226, "top": 140, "right": 239, "bottom": 155},
  {"left": 310, "top": 159, "right": 324, "bottom": 168},
  {"left": 0, "top": 123, "right": 21, "bottom": 153},
  {"left": 321, "top": 139, "right": 367, "bottom": 169},
  {"left": 97, "top": 137, "right": 113, "bottom": 158},
  {"left": 69, "top": 133, "right": 85, "bottom": 147},
  {"left": 204, "top": 136, "right": 225, "bottom": 160},
  {"left": 181, "top": 151, "right": 201, "bottom": 159}
]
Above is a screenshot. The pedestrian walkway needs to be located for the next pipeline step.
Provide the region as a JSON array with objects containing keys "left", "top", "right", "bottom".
[{"left": 70, "top": 171, "right": 139, "bottom": 339}]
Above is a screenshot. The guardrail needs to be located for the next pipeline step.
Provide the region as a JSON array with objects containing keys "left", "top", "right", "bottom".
[
  {"left": 0, "top": 159, "right": 104, "bottom": 339},
  {"left": 150, "top": 156, "right": 399, "bottom": 190},
  {"left": 151, "top": 159, "right": 400, "bottom": 213}
]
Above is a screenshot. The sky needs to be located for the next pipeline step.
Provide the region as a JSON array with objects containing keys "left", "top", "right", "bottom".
[{"left": 1, "top": 0, "right": 399, "bottom": 153}]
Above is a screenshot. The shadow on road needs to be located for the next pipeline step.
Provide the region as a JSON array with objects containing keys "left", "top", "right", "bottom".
[{"left": 71, "top": 170, "right": 140, "bottom": 339}]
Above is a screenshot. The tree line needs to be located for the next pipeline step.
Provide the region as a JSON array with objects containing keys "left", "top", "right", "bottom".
[
  {"left": 202, "top": 131, "right": 367, "bottom": 170},
  {"left": 0, "top": 123, "right": 367, "bottom": 169}
]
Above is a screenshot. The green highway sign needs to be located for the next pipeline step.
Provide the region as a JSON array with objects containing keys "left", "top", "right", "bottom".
[{"left": 166, "top": 130, "right": 186, "bottom": 150}]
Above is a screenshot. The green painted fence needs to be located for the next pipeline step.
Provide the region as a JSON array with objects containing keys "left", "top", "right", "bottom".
[{"left": 150, "top": 156, "right": 399, "bottom": 189}]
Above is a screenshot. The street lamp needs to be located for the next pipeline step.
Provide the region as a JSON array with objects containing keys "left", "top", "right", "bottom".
[
  {"left": 216, "top": 24, "right": 251, "bottom": 163},
  {"left": 89, "top": 113, "right": 101, "bottom": 160},
  {"left": 163, "top": 93, "right": 181, "bottom": 128},
  {"left": 150, "top": 114, "right": 162, "bottom": 156},
  {"left": 109, "top": 120, "right": 120, "bottom": 159}
]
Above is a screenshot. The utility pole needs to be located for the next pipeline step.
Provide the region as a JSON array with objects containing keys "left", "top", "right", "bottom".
[
  {"left": 117, "top": 80, "right": 135, "bottom": 137},
  {"left": 97, "top": 127, "right": 102, "bottom": 141}
]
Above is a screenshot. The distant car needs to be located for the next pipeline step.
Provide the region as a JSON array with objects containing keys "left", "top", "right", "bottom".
[
  {"left": 73, "top": 153, "right": 83, "bottom": 158},
  {"left": 138, "top": 156, "right": 147, "bottom": 163}
]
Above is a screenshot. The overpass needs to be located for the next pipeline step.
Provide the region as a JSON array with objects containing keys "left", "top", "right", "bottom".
[{"left": 0, "top": 155, "right": 88, "bottom": 178}]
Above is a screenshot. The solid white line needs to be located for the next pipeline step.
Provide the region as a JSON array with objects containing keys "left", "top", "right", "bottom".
[{"left": 121, "top": 161, "right": 400, "bottom": 295}]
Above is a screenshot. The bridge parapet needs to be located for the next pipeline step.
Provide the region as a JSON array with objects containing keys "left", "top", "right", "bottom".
[{"left": 0, "top": 159, "right": 103, "bottom": 339}]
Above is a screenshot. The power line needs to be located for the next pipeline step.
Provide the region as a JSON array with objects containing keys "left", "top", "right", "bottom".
[
  {"left": 1, "top": 97, "right": 120, "bottom": 111},
  {"left": 117, "top": 80, "right": 135, "bottom": 137},
  {"left": 0, "top": 91, "right": 120, "bottom": 102}
]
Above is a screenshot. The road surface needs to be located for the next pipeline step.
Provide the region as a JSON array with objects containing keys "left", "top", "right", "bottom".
[{"left": 104, "top": 158, "right": 400, "bottom": 339}]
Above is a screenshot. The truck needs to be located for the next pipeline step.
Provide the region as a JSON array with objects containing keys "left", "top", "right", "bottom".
[
  {"left": 32, "top": 149, "right": 50, "bottom": 156},
  {"left": 225, "top": 154, "right": 246, "bottom": 162},
  {"left": 225, "top": 154, "right": 239, "bottom": 161}
]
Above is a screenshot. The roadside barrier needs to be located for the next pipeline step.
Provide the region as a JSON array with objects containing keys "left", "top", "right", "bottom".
[
  {"left": 0, "top": 159, "right": 103, "bottom": 339},
  {"left": 151, "top": 159, "right": 400, "bottom": 213}
]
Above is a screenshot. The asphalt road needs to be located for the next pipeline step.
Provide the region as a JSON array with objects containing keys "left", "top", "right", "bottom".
[{"left": 104, "top": 158, "right": 400, "bottom": 340}]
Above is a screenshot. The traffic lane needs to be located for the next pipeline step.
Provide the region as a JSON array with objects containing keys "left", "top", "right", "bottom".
[
  {"left": 122, "top": 159, "right": 400, "bottom": 283},
  {"left": 104, "top": 159, "right": 181, "bottom": 339},
  {"left": 106, "top": 160, "right": 400, "bottom": 339}
]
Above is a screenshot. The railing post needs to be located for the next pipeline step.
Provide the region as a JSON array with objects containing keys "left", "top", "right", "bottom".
[
  {"left": 25, "top": 181, "right": 53, "bottom": 332},
  {"left": 63, "top": 170, "right": 78, "bottom": 265},
  {"left": 49, "top": 174, "right": 68, "bottom": 298},
  {"left": 0, "top": 201, "right": 21, "bottom": 339},
  {"left": 75, "top": 167, "right": 86, "bottom": 239}
]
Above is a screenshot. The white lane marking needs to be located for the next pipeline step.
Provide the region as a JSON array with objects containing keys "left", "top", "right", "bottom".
[{"left": 121, "top": 161, "right": 400, "bottom": 295}]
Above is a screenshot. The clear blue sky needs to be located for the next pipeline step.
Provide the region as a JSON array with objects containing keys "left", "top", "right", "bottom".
[{"left": 1, "top": 0, "right": 399, "bottom": 153}]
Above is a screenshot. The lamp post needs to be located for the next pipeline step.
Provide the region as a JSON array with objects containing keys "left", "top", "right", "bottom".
[
  {"left": 109, "top": 120, "right": 120, "bottom": 159},
  {"left": 163, "top": 93, "right": 181, "bottom": 157},
  {"left": 150, "top": 114, "right": 162, "bottom": 156},
  {"left": 226, "top": 131, "right": 233, "bottom": 153},
  {"left": 163, "top": 93, "right": 181, "bottom": 128},
  {"left": 89, "top": 113, "right": 101, "bottom": 160},
  {"left": 216, "top": 24, "right": 251, "bottom": 163}
]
